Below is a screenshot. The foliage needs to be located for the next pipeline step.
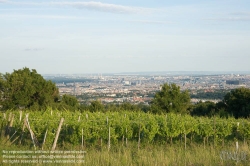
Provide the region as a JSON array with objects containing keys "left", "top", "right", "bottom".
[
  {"left": 151, "top": 83, "right": 191, "bottom": 114},
  {"left": 190, "top": 90, "right": 229, "bottom": 100},
  {"left": 191, "top": 101, "right": 217, "bottom": 117},
  {"left": 58, "top": 94, "right": 79, "bottom": 110},
  {"left": 89, "top": 100, "right": 104, "bottom": 112},
  {"left": 1, "top": 109, "right": 248, "bottom": 149},
  {"left": 223, "top": 87, "right": 250, "bottom": 118},
  {"left": 191, "top": 87, "right": 250, "bottom": 118},
  {"left": 0, "top": 67, "right": 59, "bottom": 110},
  {"left": 61, "top": 94, "right": 78, "bottom": 107}
]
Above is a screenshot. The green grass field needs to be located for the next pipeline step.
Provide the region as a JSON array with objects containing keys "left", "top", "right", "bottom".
[{"left": 1, "top": 138, "right": 249, "bottom": 166}]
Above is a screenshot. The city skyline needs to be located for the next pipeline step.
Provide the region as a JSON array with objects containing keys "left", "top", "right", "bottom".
[{"left": 1, "top": 0, "right": 250, "bottom": 74}]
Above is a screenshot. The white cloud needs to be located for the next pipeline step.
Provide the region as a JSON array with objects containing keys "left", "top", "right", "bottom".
[
  {"left": 51, "top": 1, "right": 155, "bottom": 14},
  {"left": 0, "top": 14, "right": 86, "bottom": 20},
  {"left": 0, "top": 0, "right": 8, "bottom": 3},
  {"left": 2, "top": 1, "right": 156, "bottom": 14}
]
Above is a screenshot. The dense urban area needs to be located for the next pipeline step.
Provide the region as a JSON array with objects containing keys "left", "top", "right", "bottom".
[{"left": 44, "top": 72, "right": 250, "bottom": 105}]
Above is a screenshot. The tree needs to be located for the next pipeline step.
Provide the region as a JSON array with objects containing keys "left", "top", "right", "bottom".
[
  {"left": 58, "top": 94, "right": 79, "bottom": 110},
  {"left": 89, "top": 100, "right": 104, "bottom": 112},
  {"left": 150, "top": 83, "right": 190, "bottom": 114},
  {"left": 119, "top": 102, "right": 139, "bottom": 111},
  {"left": 223, "top": 87, "right": 250, "bottom": 118},
  {"left": 191, "top": 101, "right": 216, "bottom": 117},
  {"left": 61, "top": 94, "right": 78, "bottom": 107},
  {"left": 0, "top": 67, "right": 59, "bottom": 110}
]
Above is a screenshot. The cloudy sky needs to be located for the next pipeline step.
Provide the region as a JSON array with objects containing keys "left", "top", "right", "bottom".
[{"left": 0, "top": 0, "right": 250, "bottom": 74}]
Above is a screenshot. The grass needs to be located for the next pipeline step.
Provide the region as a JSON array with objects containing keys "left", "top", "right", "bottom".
[
  {"left": 83, "top": 143, "right": 249, "bottom": 166},
  {"left": 1, "top": 137, "right": 249, "bottom": 166}
]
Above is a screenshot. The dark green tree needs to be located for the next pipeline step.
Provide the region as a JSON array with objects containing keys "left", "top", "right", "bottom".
[
  {"left": 223, "top": 87, "right": 250, "bottom": 118},
  {"left": 89, "top": 100, "right": 104, "bottom": 112},
  {"left": 104, "top": 103, "right": 119, "bottom": 112},
  {"left": 119, "top": 102, "right": 139, "bottom": 111},
  {"left": 58, "top": 94, "right": 79, "bottom": 110},
  {"left": 191, "top": 101, "right": 216, "bottom": 117},
  {"left": 0, "top": 67, "right": 59, "bottom": 110},
  {"left": 150, "top": 83, "right": 190, "bottom": 114}
]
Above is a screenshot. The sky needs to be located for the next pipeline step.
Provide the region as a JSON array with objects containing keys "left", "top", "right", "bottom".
[{"left": 0, "top": 0, "right": 250, "bottom": 74}]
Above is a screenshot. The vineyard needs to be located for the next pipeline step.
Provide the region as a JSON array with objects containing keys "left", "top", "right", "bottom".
[{"left": 1, "top": 109, "right": 250, "bottom": 150}]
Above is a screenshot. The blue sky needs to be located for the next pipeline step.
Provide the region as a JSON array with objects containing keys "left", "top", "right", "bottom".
[{"left": 0, "top": 0, "right": 250, "bottom": 74}]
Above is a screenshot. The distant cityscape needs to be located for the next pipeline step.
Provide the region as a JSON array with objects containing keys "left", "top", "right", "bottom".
[{"left": 44, "top": 72, "right": 250, "bottom": 105}]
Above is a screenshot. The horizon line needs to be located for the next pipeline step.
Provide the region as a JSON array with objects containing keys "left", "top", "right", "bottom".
[{"left": 41, "top": 70, "right": 250, "bottom": 76}]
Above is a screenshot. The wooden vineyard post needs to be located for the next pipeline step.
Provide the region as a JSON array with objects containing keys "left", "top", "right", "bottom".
[
  {"left": 9, "top": 114, "right": 14, "bottom": 140},
  {"left": 5, "top": 130, "right": 17, "bottom": 144},
  {"left": 0, "top": 115, "right": 4, "bottom": 138},
  {"left": 138, "top": 124, "right": 141, "bottom": 151},
  {"left": 1, "top": 113, "right": 6, "bottom": 138},
  {"left": 8, "top": 113, "right": 12, "bottom": 122},
  {"left": 124, "top": 114, "right": 128, "bottom": 147},
  {"left": 125, "top": 127, "right": 128, "bottom": 147},
  {"left": 3, "top": 113, "right": 6, "bottom": 120},
  {"left": 243, "top": 122, "right": 246, "bottom": 146},
  {"left": 19, "top": 118, "right": 26, "bottom": 145},
  {"left": 166, "top": 114, "right": 168, "bottom": 146},
  {"left": 107, "top": 117, "right": 110, "bottom": 151},
  {"left": 213, "top": 116, "right": 216, "bottom": 148},
  {"left": 203, "top": 137, "right": 206, "bottom": 149},
  {"left": 122, "top": 135, "right": 124, "bottom": 146},
  {"left": 108, "top": 126, "right": 111, "bottom": 151},
  {"left": 190, "top": 133, "right": 193, "bottom": 144},
  {"left": 5, "top": 113, "right": 14, "bottom": 140},
  {"left": 42, "top": 128, "right": 48, "bottom": 150},
  {"left": 85, "top": 114, "right": 88, "bottom": 148},
  {"left": 81, "top": 128, "right": 84, "bottom": 150},
  {"left": 122, "top": 114, "right": 125, "bottom": 147},
  {"left": 184, "top": 133, "right": 186, "bottom": 150},
  {"left": 19, "top": 111, "right": 22, "bottom": 122},
  {"left": 100, "top": 137, "right": 103, "bottom": 149},
  {"left": 236, "top": 122, "right": 239, "bottom": 152},
  {"left": 222, "top": 137, "right": 225, "bottom": 148},
  {"left": 10, "top": 135, "right": 19, "bottom": 145},
  {"left": 24, "top": 114, "right": 39, "bottom": 150},
  {"left": 10, "top": 114, "right": 14, "bottom": 128},
  {"left": 51, "top": 118, "right": 64, "bottom": 151}
]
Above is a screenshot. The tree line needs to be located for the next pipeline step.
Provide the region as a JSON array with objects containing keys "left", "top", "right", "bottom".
[
  {"left": 190, "top": 90, "right": 229, "bottom": 100},
  {"left": 1, "top": 68, "right": 250, "bottom": 118}
]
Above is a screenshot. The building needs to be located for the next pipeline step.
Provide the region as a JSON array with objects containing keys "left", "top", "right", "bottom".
[{"left": 226, "top": 80, "right": 242, "bottom": 85}]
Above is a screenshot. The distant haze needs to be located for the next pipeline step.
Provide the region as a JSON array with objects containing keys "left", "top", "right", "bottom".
[{"left": 1, "top": 0, "right": 250, "bottom": 74}]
